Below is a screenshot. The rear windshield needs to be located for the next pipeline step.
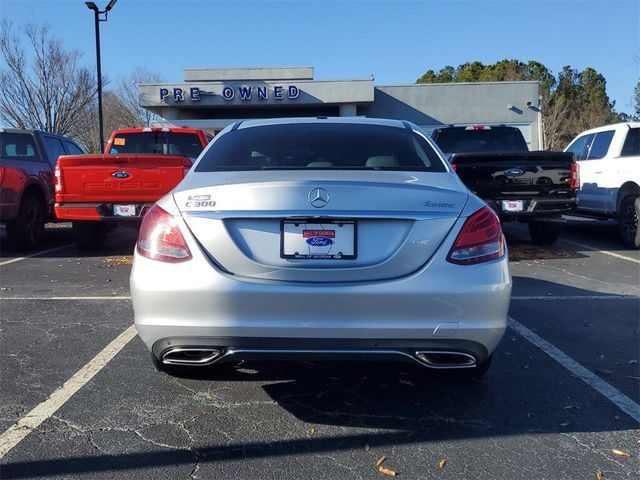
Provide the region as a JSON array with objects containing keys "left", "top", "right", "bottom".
[
  {"left": 0, "top": 133, "right": 39, "bottom": 161},
  {"left": 433, "top": 128, "right": 528, "bottom": 154},
  {"left": 195, "top": 124, "right": 446, "bottom": 172},
  {"left": 109, "top": 132, "right": 203, "bottom": 159}
]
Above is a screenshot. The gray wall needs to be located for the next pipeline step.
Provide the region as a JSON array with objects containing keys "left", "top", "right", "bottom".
[{"left": 365, "top": 82, "right": 542, "bottom": 149}]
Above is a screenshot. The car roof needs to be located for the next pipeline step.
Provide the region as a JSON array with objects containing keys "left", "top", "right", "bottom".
[
  {"left": 575, "top": 121, "right": 640, "bottom": 136},
  {"left": 0, "top": 128, "right": 74, "bottom": 139},
  {"left": 113, "top": 127, "right": 205, "bottom": 135},
  {"left": 433, "top": 125, "right": 518, "bottom": 131},
  {"left": 234, "top": 117, "right": 411, "bottom": 130}
]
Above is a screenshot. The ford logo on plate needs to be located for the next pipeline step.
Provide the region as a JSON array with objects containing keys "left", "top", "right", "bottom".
[
  {"left": 504, "top": 168, "right": 525, "bottom": 177},
  {"left": 306, "top": 236, "right": 333, "bottom": 247},
  {"left": 112, "top": 171, "right": 130, "bottom": 179}
]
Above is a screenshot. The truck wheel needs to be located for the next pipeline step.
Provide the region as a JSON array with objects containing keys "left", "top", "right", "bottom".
[
  {"left": 72, "top": 221, "right": 106, "bottom": 251},
  {"left": 6, "top": 195, "right": 46, "bottom": 250},
  {"left": 528, "top": 220, "right": 560, "bottom": 245},
  {"left": 618, "top": 195, "right": 639, "bottom": 249}
]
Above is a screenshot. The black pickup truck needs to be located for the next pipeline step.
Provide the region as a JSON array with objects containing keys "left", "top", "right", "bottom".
[{"left": 431, "top": 126, "right": 578, "bottom": 245}]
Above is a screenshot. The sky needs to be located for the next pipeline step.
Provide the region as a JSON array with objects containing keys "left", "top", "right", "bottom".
[{"left": 0, "top": 0, "right": 638, "bottom": 113}]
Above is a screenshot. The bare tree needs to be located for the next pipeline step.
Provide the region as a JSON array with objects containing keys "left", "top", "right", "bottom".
[
  {"left": 74, "top": 92, "right": 131, "bottom": 153},
  {"left": 0, "top": 21, "right": 96, "bottom": 136},
  {"left": 113, "top": 67, "right": 165, "bottom": 127}
]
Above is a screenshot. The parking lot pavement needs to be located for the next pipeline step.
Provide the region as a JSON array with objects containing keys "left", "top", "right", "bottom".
[{"left": 1, "top": 222, "right": 639, "bottom": 479}]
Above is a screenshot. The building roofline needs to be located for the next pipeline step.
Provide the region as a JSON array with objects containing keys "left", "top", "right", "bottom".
[{"left": 377, "top": 80, "right": 541, "bottom": 88}]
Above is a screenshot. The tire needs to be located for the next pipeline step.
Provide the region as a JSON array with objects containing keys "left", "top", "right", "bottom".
[
  {"left": 6, "top": 195, "right": 46, "bottom": 250},
  {"left": 617, "top": 195, "right": 639, "bottom": 249},
  {"left": 72, "top": 221, "right": 106, "bottom": 251},
  {"left": 528, "top": 220, "right": 560, "bottom": 245}
]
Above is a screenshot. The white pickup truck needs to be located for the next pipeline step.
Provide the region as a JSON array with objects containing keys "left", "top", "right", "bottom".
[{"left": 564, "top": 122, "right": 640, "bottom": 248}]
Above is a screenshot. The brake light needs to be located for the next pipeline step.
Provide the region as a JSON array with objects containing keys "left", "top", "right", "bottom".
[
  {"left": 570, "top": 162, "right": 579, "bottom": 191},
  {"left": 447, "top": 206, "right": 505, "bottom": 265},
  {"left": 136, "top": 204, "right": 192, "bottom": 263},
  {"left": 0, "top": 167, "right": 4, "bottom": 186},
  {"left": 466, "top": 125, "right": 491, "bottom": 131},
  {"left": 54, "top": 165, "right": 62, "bottom": 193}
]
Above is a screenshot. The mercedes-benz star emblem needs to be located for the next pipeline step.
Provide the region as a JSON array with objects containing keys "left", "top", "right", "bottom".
[{"left": 308, "top": 187, "right": 329, "bottom": 208}]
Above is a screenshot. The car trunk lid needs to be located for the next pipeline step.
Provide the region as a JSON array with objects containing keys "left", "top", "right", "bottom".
[{"left": 175, "top": 170, "right": 468, "bottom": 283}]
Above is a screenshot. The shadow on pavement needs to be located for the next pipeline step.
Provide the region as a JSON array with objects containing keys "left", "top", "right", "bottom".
[
  {"left": 0, "top": 225, "right": 138, "bottom": 259},
  {"left": 3, "top": 349, "right": 638, "bottom": 478}
]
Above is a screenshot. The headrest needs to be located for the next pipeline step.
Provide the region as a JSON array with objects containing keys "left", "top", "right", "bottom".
[
  {"left": 15, "top": 142, "right": 28, "bottom": 155},
  {"left": 366, "top": 155, "right": 398, "bottom": 168},
  {"left": 306, "top": 161, "right": 334, "bottom": 168}
]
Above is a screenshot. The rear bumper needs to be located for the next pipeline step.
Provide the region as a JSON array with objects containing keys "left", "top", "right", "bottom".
[
  {"left": 131, "top": 238, "right": 512, "bottom": 365},
  {"left": 54, "top": 203, "right": 153, "bottom": 221},
  {"left": 151, "top": 336, "right": 491, "bottom": 367},
  {"left": 485, "top": 196, "right": 577, "bottom": 220}
]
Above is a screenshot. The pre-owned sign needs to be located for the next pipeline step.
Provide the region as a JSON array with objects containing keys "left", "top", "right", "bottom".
[{"left": 160, "top": 85, "right": 300, "bottom": 102}]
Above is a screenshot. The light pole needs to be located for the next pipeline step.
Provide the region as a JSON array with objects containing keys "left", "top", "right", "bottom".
[{"left": 85, "top": 0, "right": 117, "bottom": 152}]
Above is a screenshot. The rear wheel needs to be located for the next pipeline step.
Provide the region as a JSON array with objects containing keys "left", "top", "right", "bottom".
[
  {"left": 6, "top": 195, "right": 46, "bottom": 250},
  {"left": 72, "top": 221, "right": 106, "bottom": 251},
  {"left": 528, "top": 220, "right": 560, "bottom": 245},
  {"left": 618, "top": 195, "right": 639, "bottom": 249}
]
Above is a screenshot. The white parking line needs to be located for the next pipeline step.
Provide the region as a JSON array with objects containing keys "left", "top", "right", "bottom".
[
  {"left": 508, "top": 317, "right": 640, "bottom": 423},
  {"left": 1, "top": 295, "right": 635, "bottom": 302},
  {"left": 0, "top": 244, "right": 74, "bottom": 267},
  {"left": 0, "top": 325, "right": 138, "bottom": 459},
  {"left": 511, "top": 295, "right": 638, "bottom": 301},
  {"left": 560, "top": 238, "right": 640, "bottom": 265},
  {"left": 0, "top": 296, "right": 131, "bottom": 300}
]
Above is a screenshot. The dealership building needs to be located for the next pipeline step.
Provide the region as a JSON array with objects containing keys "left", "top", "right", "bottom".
[{"left": 139, "top": 66, "right": 544, "bottom": 149}]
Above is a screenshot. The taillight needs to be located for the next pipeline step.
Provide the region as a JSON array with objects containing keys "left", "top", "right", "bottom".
[
  {"left": 570, "top": 162, "right": 579, "bottom": 191},
  {"left": 136, "top": 204, "right": 192, "bottom": 263},
  {"left": 54, "top": 166, "right": 62, "bottom": 193},
  {"left": 447, "top": 206, "right": 505, "bottom": 265},
  {"left": 0, "top": 166, "right": 4, "bottom": 186}
]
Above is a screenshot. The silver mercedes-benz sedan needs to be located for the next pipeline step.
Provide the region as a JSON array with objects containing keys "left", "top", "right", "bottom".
[{"left": 131, "top": 117, "right": 511, "bottom": 376}]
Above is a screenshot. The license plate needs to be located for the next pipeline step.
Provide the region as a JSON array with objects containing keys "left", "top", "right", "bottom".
[
  {"left": 501, "top": 200, "right": 524, "bottom": 212},
  {"left": 281, "top": 219, "right": 356, "bottom": 260},
  {"left": 113, "top": 204, "right": 136, "bottom": 217}
]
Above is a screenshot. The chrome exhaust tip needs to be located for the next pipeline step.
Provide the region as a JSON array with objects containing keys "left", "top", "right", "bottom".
[
  {"left": 414, "top": 350, "right": 477, "bottom": 369},
  {"left": 162, "top": 348, "right": 222, "bottom": 366}
]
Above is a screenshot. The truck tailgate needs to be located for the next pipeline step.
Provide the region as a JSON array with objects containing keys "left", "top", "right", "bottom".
[
  {"left": 55, "top": 154, "right": 188, "bottom": 203},
  {"left": 450, "top": 151, "right": 576, "bottom": 198}
]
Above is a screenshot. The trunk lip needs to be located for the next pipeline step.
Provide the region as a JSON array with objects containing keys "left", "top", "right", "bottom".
[
  {"left": 175, "top": 170, "right": 466, "bottom": 195},
  {"left": 181, "top": 210, "right": 461, "bottom": 221}
]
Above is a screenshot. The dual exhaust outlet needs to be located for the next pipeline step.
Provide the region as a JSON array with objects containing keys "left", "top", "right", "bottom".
[{"left": 161, "top": 347, "right": 477, "bottom": 369}]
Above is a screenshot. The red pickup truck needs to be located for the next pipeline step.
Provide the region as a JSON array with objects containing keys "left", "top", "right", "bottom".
[{"left": 54, "top": 127, "right": 211, "bottom": 249}]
